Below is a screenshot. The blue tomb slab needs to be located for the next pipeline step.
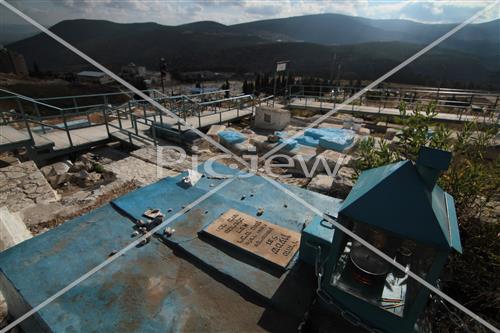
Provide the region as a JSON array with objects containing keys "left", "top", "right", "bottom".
[
  {"left": 0, "top": 162, "right": 343, "bottom": 332},
  {"left": 112, "top": 162, "right": 342, "bottom": 304},
  {"left": 0, "top": 205, "right": 300, "bottom": 333}
]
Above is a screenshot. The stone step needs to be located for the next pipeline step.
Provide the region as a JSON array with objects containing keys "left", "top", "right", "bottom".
[{"left": 0, "top": 206, "right": 32, "bottom": 252}]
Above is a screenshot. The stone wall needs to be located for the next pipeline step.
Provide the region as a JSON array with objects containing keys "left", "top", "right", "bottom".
[{"left": 0, "top": 161, "right": 59, "bottom": 212}]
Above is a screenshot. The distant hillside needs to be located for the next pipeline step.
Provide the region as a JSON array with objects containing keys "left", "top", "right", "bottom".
[
  {"left": 7, "top": 15, "right": 500, "bottom": 88},
  {"left": 230, "top": 14, "right": 499, "bottom": 45},
  {"left": 0, "top": 24, "right": 39, "bottom": 45}
]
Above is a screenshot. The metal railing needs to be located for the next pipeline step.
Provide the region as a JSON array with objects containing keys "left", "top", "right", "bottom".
[
  {"left": 0, "top": 87, "right": 268, "bottom": 152},
  {"left": 287, "top": 84, "right": 500, "bottom": 124}
]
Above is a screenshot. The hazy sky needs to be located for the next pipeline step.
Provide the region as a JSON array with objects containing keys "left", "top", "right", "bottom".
[{"left": 2, "top": 0, "right": 499, "bottom": 27}]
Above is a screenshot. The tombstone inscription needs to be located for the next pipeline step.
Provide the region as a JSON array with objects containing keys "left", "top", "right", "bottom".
[{"left": 204, "top": 209, "right": 301, "bottom": 268}]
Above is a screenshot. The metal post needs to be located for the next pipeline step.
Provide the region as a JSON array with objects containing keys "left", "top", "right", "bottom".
[
  {"left": 61, "top": 108, "right": 73, "bottom": 147},
  {"left": 117, "top": 105, "right": 123, "bottom": 129},
  {"left": 383, "top": 89, "right": 387, "bottom": 109},
  {"left": 33, "top": 102, "right": 45, "bottom": 134},
  {"left": 16, "top": 99, "right": 34, "bottom": 143},
  {"left": 319, "top": 85, "right": 323, "bottom": 110},
  {"left": 102, "top": 105, "right": 110, "bottom": 137},
  {"left": 272, "top": 72, "right": 277, "bottom": 107},
  {"left": 333, "top": 89, "right": 337, "bottom": 109},
  {"left": 378, "top": 90, "right": 382, "bottom": 113},
  {"left": 151, "top": 123, "right": 157, "bottom": 146},
  {"left": 103, "top": 96, "right": 110, "bottom": 137},
  {"left": 134, "top": 115, "right": 139, "bottom": 135}
]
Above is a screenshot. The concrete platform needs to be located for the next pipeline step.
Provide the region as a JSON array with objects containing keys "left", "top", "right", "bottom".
[
  {"left": 0, "top": 205, "right": 299, "bottom": 332},
  {"left": 0, "top": 162, "right": 364, "bottom": 333},
  {"left": 113, "top": 163, "right": 341, "bottom": 305},
  {"left": 288, "top": 99, "right": 498, "bottom": 125}
]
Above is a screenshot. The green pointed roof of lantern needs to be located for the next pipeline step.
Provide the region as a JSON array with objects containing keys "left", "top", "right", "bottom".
[{"left": 339, "top": 147, "right": 462, "bottom": 253}]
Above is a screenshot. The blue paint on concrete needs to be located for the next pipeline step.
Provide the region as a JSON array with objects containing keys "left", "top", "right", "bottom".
[
  {"left": 218, "top": 131, "right": 246, "bottom": 144},
  {"left": 275, "top": 127, "right": 355, "bottom": 151},
  {"left": 0, "top": 162, "right": 343, "bottom": 332},
  {"left": 113, "top": 162, "right": 342, "bottom": 300}
]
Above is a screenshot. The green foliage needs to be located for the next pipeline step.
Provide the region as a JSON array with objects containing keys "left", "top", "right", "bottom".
[
  {"left": 353, "top": 102, "right": 500, "bottom": 332},
  {"left": 353, "top": 137, "right": 398, "bottom": 176},
  {"left": 92, "top": 162, "right": 105, "bottom": 174}
]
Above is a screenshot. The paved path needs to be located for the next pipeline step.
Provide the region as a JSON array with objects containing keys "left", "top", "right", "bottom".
[
  {"left": 158, "top": 107, "right": 253, "bottom": 131},
  {"left": 0, "top": 125, "right": 31, "bottom": 150},
  {"left": 1, "top": 106, "right": 254, "bottom": 155},
  {"left": 288, "top": 98, "right": 497, "bottom": 124}
]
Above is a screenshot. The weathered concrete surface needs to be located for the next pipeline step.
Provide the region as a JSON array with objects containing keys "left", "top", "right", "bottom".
[
  {"left": 21, "top": 180, "right": 139, "bottom": 232},
  {"left": 105, "top": 156, "right": 179, "bottom": 186},
  {"left": 20, "top": 202, "right": 65, "bottom": 228},
  {"left": 0, "top": 161, "right": 59, "bottom": 212},
  {"left": 0, "top": 207, "right": 32, "bottom": 251},
  {"left": 307, "top": 174, "right": 334, "bottom": 194},
  {"left": 0, "top": 204, "right": 300, "bottom": 333},
  {"left": 0, "top": 207, "right": 32, "bottom": 329},
  {"left": 254, "top": 106, "right": 291, "bottom": 130},
  {"left": 131, "top": 146, "right": 216, "bottom": 173}
]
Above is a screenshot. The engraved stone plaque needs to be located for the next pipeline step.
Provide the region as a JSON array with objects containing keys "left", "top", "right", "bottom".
[{"left": 204, "top": 209, "right": 301, "bottom": 268}]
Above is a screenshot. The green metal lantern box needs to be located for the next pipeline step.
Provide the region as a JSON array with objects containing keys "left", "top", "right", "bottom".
[{"left": 300, "top": 147, "right": 462, "bottom": 332}]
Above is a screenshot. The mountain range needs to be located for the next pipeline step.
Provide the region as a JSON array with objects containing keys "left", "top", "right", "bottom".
[{"left": 6, "top": 14, "right": 500, "bottom": 88}]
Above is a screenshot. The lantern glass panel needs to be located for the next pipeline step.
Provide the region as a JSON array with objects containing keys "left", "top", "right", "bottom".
[{"left": 329, "top": 221, "right": 437, "bottom": 318}]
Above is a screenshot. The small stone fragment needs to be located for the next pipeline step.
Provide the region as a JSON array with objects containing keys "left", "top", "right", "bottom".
[{"left": 164, "top": 227, "right": 176, "bottom": 237}]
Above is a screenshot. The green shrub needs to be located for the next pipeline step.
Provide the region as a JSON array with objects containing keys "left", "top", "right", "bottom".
[{"left": 353, "top": 102, "right": 500, "bottom": 332}]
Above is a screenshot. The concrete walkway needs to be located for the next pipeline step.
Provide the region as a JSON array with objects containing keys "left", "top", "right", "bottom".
[
  {"left": 288, "top": 98, "right": 498, "bottom": 124},
  {"left": 158, "top": 106, "right": 253, "bottom": 131},
  {"left": 1, "top": 106, "right": 255, "bottom": 156}
]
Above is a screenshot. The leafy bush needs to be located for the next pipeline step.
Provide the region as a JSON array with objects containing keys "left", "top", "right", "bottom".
[{"left": 353, "top": 102, "right": 500, "bottom": 332}]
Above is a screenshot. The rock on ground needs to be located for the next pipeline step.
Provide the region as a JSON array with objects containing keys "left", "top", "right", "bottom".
[
  {"left": 331, "top": 167, "right": 355, "bottom": 199},
  {"left": 0, "top": 207, "right": 32, "bottom": 251},
  {"left": 385, "top": 128, "right": 399, "bottom": 140},
  {"left": 307, "top": 174, "right": 334, "bottom": 194},
  {"left": 0, "top": 161, "right": 59, "bottom": 212},
  {"left": 40, "top": 161, "right": 73, "bottom": 187}
]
